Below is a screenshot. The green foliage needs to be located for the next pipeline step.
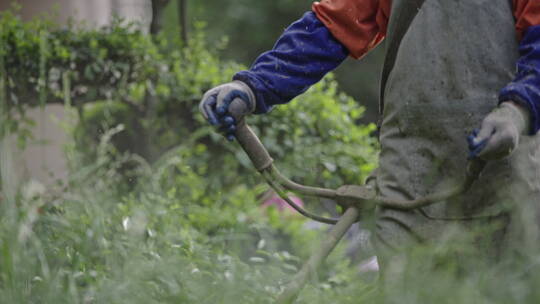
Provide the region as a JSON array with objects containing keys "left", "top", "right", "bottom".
[
  {"left": 258, "top": 77, "right": 377, "bottom": 189},
  {"left": 3, "top": 142, "right": 540, "bottom": 303},
  {"left": 0, "top": 8, "right": 380, "bottom": 304},
  {"left": 5, "top": 7, "right": 540, "bottom": 304},
  {"left": 160, "top": 0, "right": 314, "bottom": 64}
]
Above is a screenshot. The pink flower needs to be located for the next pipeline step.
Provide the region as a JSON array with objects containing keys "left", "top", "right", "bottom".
[{"left": 261, "top": 194, "right": 304, "bottom": 215}]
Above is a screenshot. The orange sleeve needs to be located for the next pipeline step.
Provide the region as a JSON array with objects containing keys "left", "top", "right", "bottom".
[
  {"left": 514, "top": 0, "right": 540, "bottom": 40},
  {"left": 312, "top": 0, "right": 390, "bottom": 59}
]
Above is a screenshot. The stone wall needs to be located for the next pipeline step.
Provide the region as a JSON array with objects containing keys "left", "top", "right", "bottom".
[
  {"left": 0, "top": 0, "right": 152, "bottom": 30},
  {"left": 0, "top": 0, "right": 152, "bottom": 187}
]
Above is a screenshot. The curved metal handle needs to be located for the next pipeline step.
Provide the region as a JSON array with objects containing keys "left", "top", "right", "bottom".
[
  {"left": 234, "top": 121, "right": 338, "bottom": 199},
  {"left": 235, "top": 120, "right": 274, "bottom": 171},
  {"left": 375, "top": 158, "right": 486, "bottom": 210},
  {"left": 235, "top": 121, "right": 341, "bottom": 224},
  {"left": 234, "top": 121, "right": 487, "bottom": 218},
  {"left": 233, "top": 120, "right": 487, "bottom": 304}
]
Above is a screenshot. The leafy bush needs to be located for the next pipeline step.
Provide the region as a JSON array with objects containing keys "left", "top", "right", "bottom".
[
  {"left": 5, "top": 7, "right": 540, "bottom": 304},
  {"left": 0, "top": 8, "right": 379, "bottom": 304}
]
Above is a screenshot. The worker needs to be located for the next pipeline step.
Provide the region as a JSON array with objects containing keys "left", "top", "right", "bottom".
[{"left": 199, "top": 0, "right": 540, "bottom": 269}]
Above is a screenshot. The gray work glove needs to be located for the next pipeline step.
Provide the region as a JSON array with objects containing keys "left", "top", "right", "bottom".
[
  {"left": 468, "top": 102, "right": 531, "bottom": 160},
  {"left": 199, "top": 81, "right": 256, "bottom": 141}
]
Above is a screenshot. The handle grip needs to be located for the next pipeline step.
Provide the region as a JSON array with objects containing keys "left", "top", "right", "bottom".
[{"left": 235, "top": 121, "right": 273, "bottom": 171}]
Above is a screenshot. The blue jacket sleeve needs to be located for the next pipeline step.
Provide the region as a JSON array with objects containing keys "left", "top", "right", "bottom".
[
  {"left": 233, "top": 12, "right": 349, "bottom": 114},
  {"left": 500, "top": 24, "right": 540, "bottom": 134}
]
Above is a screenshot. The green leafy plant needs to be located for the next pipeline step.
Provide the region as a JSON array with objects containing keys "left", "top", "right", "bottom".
[
  {"left": 7, "top": 7, "right": 540, "bottom": 304},
  {"left": 0, "top": 8, "right": 380, "bottom": 304}
]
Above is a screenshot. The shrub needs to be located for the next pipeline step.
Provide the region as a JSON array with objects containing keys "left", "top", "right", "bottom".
[
  {"left": 0, "top": 8, "right": 379, "bottom": 303},
  {"left": 3, "top": 7, "right": 540, "bottom": 304}
]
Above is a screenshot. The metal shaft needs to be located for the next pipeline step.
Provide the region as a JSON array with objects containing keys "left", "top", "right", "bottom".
[
  {"left": 275, "top": 207, "right": 360, "bottom": 304},
  {"left": 233, "top": 121, "right": 487, "bottom": 303}
]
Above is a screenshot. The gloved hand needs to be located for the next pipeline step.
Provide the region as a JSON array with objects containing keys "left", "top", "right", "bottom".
[
  {"left": 199, "top": 81, "right": 256, "bottom": 141},
  {"left": 468, "top": 101, "right": 531, "bottom": 160}
]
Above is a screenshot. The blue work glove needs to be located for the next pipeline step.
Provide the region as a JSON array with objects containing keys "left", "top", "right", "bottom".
[
  {"left": 468, "top": 102, "right": 531, "bottom": 160},
  {"left": 199, "top": 81, "right": 256, "bottom": 141}
]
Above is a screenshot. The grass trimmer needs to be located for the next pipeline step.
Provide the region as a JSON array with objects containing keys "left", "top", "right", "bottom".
[{"left": 234, "top": 120, "right": 486, "bottom": 304}]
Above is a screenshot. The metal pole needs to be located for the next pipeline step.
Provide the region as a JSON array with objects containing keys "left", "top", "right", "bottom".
[{"left": 275, "top": 207, "right": 360, "bottom": 304}]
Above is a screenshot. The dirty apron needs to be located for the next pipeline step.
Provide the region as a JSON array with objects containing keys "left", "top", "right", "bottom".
[{"left": 373, "top": 0, "right": 540, "bottom": 260}]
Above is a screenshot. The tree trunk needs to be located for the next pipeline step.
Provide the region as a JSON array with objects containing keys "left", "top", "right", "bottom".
[
  {"left": 178, "top": 0, "right": 188, "bottom": 44},
  {"left": 150, "top": 0, "right": 171, "bottom": 35}
]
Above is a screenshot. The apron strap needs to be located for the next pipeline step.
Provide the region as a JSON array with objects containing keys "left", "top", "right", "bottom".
[{"left": 379, "top": 0, "right": 428, "bottom": 120}]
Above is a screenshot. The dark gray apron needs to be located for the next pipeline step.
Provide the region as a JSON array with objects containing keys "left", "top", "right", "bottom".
[{"left": 373, "top": 0, "right": 540, "bottom": 256}]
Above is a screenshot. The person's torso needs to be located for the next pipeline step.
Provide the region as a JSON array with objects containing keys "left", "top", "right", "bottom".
[{"left": 377, "top": 0, "right": 540, "bottom": 218}]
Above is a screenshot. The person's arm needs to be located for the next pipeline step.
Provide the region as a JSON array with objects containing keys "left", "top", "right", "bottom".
[
  {"left": 499, "top": 0, "right": 540, "bottom": 134},
  {"left": 469, "top": 0, "right": 540, "bottom": 159},
  {"left": 234, "top": 0, "right": 388, "bottom": 114},
  {"left": 233, "top": 11, "right": 349, "bottom": 114},
  {"left": 200, "top": 0, "right": 388, "bottom": 139}
]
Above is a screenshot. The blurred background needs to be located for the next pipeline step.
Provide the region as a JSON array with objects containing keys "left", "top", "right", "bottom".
[
  {"left": 0, "top": 1, "right": 383, "bottom": 303},
  {"left": 0, "top": 0, "right": 383, "bottom": 186}
]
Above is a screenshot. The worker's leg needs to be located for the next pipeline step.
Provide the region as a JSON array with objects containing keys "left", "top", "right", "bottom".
[
  {"left": 373, "top": 207, "right": 513, "bottom": 282},
  {"left": 372, "top": 207, "right": 444, "bottom": 281},
  {"left": 499, "top": 192, "right": 540, "bottom": 262}
]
